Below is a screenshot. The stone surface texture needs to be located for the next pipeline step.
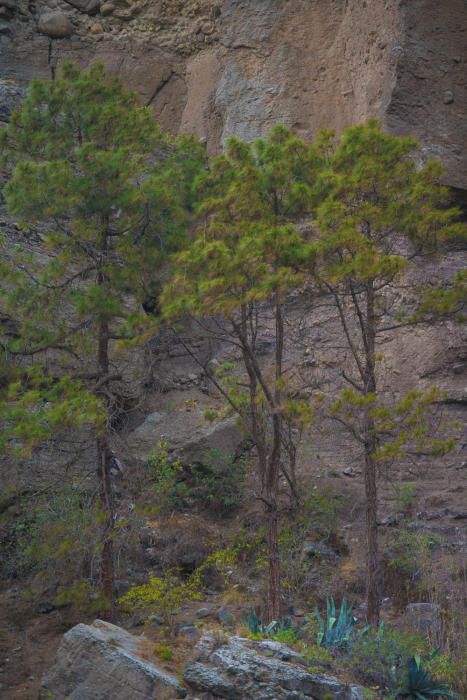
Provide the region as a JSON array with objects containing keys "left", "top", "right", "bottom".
[
  {"left": 128, "top": 411, "right": 244, "bottom": 463},
  {"left": 183, "top": 634, "right": 365, "bottom": 699},
  {"left": 1, "top": 1, "right": 466, "bottom": 188},
  {"left": 41, "top": 619, "right": 187, "bottom": 699},
  {"left": 42, "top": 625, "right": 366, "bottom": 700}
]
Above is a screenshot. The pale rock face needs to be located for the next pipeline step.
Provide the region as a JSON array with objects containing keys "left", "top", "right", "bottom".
[
  {"left": 183, "top": 634, "right": 366, "bottom": 699},
  {"left": 41, "top": 620, "right": 187, "bottom": 699},
  {"left": 2, "top": 0, "right": 466, "bottom": 190},
  {"left": 128, "top": 411, "right": 244, "bottom": 464},
  {"left": 42, "top": 624, "right": 366, "bottom": 700}
]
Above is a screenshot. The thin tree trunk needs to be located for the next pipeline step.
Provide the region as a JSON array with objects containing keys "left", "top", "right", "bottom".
[
  {"left": 264, "top": 295, "right": 284, "bottom": 621},
  {"left": 96, "top": 228, "right": 115, "bottom": 619},
  {"left": 362, "top": 279, "right": 380, "bottom": 625},
  {"left": 96, "top": 431, "right": 114, "bottom": 619},
  {"left": 363, "top": 437, "right": 379, "bottom": 625},
  {"left": 266, "top": 494, "right": 281, "bottom": 620}
]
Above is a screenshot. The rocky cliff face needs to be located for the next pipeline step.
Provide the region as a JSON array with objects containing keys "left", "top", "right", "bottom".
[{"left": 2, "top": 1, "right": 466, "bottom": 190}]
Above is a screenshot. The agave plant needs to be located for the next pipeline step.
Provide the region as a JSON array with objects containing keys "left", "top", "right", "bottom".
[
  {"left": 315, "top": 596, "right": 360, "bottom": 648},
  {"left": 397, "top": 655, "right": 456, "bottom": 699},
  {"left": 243, "top": 610, "right": 294, "bottom": 636}
]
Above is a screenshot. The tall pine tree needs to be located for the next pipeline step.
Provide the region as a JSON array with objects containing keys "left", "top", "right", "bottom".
[
  {"left": 0, "top": 63, "right": 205, "bottom": 615},
  {"left": 162, "top": 127, "right": 321, "bottom": 620},
  {"left": 311, "top": 119, "right": 465, "bottom": 624}
]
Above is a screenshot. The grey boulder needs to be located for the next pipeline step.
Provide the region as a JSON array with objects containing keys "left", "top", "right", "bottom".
[
  {"left": 184, "top": 635, "right": 364, "bottom": 700},
  {"left": 41, "top": 619, "right": 186, "bottom": 699},
  {"left": 38, "top": 12, "right": 73, "bottom": 38},
  {"left": 128, "top": 411, "right": 243, "bottom": 465}
]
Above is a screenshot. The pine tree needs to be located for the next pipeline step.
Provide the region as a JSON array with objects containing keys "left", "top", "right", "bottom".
[
  {"left": 162, "top": 127, "right": 320, "bottom": 620},
  {"left": 312, "top": 119, "right": 465, "bottom": 624},
  {"left": 0, "top": 63, "right": 205, "bottom": 615}
]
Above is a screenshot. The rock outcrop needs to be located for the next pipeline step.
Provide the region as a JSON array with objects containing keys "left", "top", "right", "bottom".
[
  {"left": 128, "top": 411, "right": 244, "bottom": 464},
  {"left": 184, "top": 634, "right": 365, "bottom": 700},
  {"left": 1, "top": 1, "right": 466, "bottom": 190},
  {"left": 42, "top": 624, "right": 366, "bottom": 700},
  {"left": 41, "top": 620, "right": 187, "bottom": 699}
]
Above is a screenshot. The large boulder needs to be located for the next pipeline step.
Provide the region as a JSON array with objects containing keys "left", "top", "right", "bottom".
[
  {"left": 41, "top": 619, "right": 186, "bottom": 699},
  {"left": 128, "top": 411, "right": 244, "bottom": 465},
  {"left": 38, "top": 12, "right": 73, "bottom": 38},
  {"left": 184, "top": 635, "right": 365, "bottom": 700}
]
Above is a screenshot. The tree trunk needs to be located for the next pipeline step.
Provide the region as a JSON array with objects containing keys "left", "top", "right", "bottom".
[
  {"left": 96, "top": 241, "right": 115, "bottom": 618},
  {"left": 97, "top": 432, "right": 114, "bottom": 620},
  {"left": 362, "top": 280, "right": 380, "bottom": 625},
  {"left": 266, "top": 496, "right": 281, "bottom": 621},
  {"left": 363, "top": 433, "right": 379, "bottom": 625}
]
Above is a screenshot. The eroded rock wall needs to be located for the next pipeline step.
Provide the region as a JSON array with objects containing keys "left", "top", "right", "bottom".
[{"left": 1, "top": 1, "right": 466, "bottom": 187}]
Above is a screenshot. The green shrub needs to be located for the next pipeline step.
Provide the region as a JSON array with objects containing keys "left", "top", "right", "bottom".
[
  {"left": 54, "top": 580, "right": 106, "bottom": 616},
  {"left": 388, "top": 527, "right": 441, "bottom": 577},
  {"left": 146, "top": 440, "right": 186, "bottom": 511},
  {"left": 189, "top": 450, "right": 246, "bottom": 514},
  {"left": 429, "top": 652, "right": 466, "bottom": 698},
  {"left": 120, "top": 545, "right": 239, "bottom": 635},
  {"left": 271, "top": 628, "right": 300, "bottom": 645},
  {"left": 2, "top": 489, "right": 98, "bottom": 584},
  {"left": 394, "top": 482, "right": 416, "bottom": 516},
  {"left": 146, "top": 443, "right": 245, "bottom": 515},
  {"left": 278, "top": 488, "right": 344, "bottom": 597},
  {"left": 301, "top": 644, "right": 334, "bottom": 673},
  {"left": 154, "top": 643, "right": 174, "bottom": 661},
  {"left": 243, "top": 610, "right": 306, "bottom": 644},
  {"left": 342, "top": 625, "right": 429, "bottom": 695}
]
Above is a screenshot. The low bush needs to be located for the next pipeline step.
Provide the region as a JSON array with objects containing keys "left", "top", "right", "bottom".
[
  {"left": 120, "top": 545, "right": 239, "bottom": 635},
  {"left": 147, "top": 442, "right": 246, "bottom": 515}
]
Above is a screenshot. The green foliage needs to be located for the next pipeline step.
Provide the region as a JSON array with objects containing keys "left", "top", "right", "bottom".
[
  {"left": 331, "top": 387, "right": 454, "bottom": 464},
  {"left": 119, "top": 545, "right": 239, "bottom": 634},
  {"left": 417, "top": 269, "right": 467, "bottom": 322},
  {"left": 342, "top": 625, "right": 429, "bottom": 695},
  {"left": 388, "top": 527, "right": 441, "bottom": 578},
  {"left": 397, "top": 654, "right": 455, "bottom": 699},
  {"left": 243, "top": 610, "right": 302, "bottom": 642},
  {"left": 153, "top": 643, "right": 174, "bottom": 662},
  {"left": 54, "top": 580, "right": 106, "bottom": 616},
  {"left": 428, "top": 652, "right": 467, "bottom": 697},
  {"left": 0, "top": 61, "right": 204, "bottom": 445},
  {"left": 189, "top": 450, "right": 246, "bottom": 514},
  {"left": 4, "top": 489, "right": 99, "bottom": 580},
  {"left": 271, "top": 628, "right": 300, "bottom": 645},
  {"left": 278, "top": 488, "right": 343, "bottom": 596},
  {"left": 146, "top": 440, "right": 186, "bottom": 510},
  {"left": 395, "top": 483, "right": 416, "bottom": 516},
  {"left": 0, "top": 366, "right": 103, "bottom": 455},
  {"left": 315, "top": 596, "right": 361, "bottom": 648},
  {"left": 146, "top": 442, "right": 246, "bottom": 515},
  {"left": 122, "top": 570, "right": 201, "bottom": 633},
  {"left": 301, "top": 644, "right": 334, "bottom": 673}
]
